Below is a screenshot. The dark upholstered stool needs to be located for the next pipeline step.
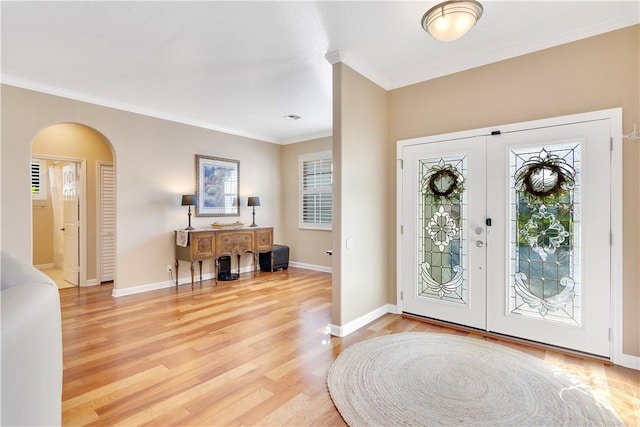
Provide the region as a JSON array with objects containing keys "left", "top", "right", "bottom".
[{"left": 259, "top": 244, "right": 289, "bottom": 272}]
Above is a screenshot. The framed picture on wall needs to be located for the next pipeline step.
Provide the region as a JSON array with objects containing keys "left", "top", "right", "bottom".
[{"left": 195, "top": 155, "right": 240, "bottom": 217}]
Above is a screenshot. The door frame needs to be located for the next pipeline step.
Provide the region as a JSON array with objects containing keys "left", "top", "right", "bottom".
[
  {"left": 396, "top": 108, "right": 623, "bottom": 363},
  {"left": 31, "top": 155, "right": 87, "bottom": 286}
]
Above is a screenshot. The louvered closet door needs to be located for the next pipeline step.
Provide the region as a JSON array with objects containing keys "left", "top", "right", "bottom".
[{"left": 100, "top": 163, "right": 115, "bottom": 282}]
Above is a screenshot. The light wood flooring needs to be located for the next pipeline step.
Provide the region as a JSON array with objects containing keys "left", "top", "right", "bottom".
[{"left": 60, "top": 268, "right": 639, "bottom": 426}]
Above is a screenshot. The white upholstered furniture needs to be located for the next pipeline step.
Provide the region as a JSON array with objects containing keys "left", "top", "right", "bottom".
[{"left": 1, "top": 250, "right": 63, "bottom": 426}]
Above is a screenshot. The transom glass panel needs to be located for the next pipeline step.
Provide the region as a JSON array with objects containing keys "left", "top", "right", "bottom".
[
  {"left": 418, "top": 156, "right": 467, "bottom": 304},
  {"left": 509, "top": 143, "right": 581, "bottom": 325}
]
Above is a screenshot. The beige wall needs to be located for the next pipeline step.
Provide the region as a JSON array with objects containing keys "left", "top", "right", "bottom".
[
  {"left": 388, "top": 25, "right": 640, "bottom": 356},
  {"left": 332, "top": 63, "right": 389, "bottom": 326},
  {"left": 32, "top": 124, "right": 114, "bottom": 281},
  {"left": 282, "top": 136, "right": 332, "bottom": 269},
  {"left": 1, "top": 85, "right": 284, "bottom": 290}
]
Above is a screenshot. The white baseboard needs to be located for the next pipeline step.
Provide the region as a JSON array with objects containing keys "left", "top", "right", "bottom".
[
  {"left": 329, "top": 304, "right": 394, "bottom": 337},
  {"left": 112, "top": 266, "right": 260, "bottom": 297},
  {"left": 387, "top": 304, "right": 401, "bottom": 314},
  {"left": 615, "top": 353, "right": 640, "bottom": 371},
  {"left": 112, "top": 262, "right": 332, "bottom": 297},
  {"left": 84, "top": 279, "right": 100, "bottom": 287},
  {"left": 35, "top": 263, "right": 54, "bottom": 270},
  {"left": 112, "top": 272, "right": 218, "bottom": 297},
  {"left": 112, "top": 278, "right": 178, "bottom": 297},
  {"left": 289, "top": 261, "right": 332, "bottom": 273}
]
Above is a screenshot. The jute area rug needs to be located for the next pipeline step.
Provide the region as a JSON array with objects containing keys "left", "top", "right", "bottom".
[{"left": 327, "top": 332, "right": 623, "bottom": 426}]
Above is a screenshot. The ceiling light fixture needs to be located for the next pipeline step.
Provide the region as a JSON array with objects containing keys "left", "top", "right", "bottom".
[
  {"left": 285, "top": 114, "right": 302, "bottom": 120},
  {"left": 421, "top": 0, "right": 483, "bottom": 42}
]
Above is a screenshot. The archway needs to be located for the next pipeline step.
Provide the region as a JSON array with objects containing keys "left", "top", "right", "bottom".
[{"left": 31, "top": 123, "right": 115, "bottom": 288}]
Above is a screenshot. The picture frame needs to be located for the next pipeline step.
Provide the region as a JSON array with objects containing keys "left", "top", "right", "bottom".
[{"left": 195, "top": 155, "right": 240, "bottom": 217}]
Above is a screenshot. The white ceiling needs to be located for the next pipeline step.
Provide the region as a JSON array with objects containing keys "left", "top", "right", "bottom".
[{"left": 2, "top": 1, "right": 639, "bottom": 144}]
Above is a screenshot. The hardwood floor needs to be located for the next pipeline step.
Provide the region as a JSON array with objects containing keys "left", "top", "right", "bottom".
[{"left": 60, "top": 268, "right": 639, "bottom": 426}]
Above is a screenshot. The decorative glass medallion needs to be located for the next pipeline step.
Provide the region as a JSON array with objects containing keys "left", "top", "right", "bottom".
[
  {"left": 418, "top": 157, "right": 467, "bottom": 304},
  {"left": 509, "top": 144, "right": 581, "bottom": 325}
]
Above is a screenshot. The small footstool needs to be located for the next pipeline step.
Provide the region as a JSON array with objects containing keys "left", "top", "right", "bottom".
[{"left": 259, "top": 244, "right": 290, "bottom": 272}]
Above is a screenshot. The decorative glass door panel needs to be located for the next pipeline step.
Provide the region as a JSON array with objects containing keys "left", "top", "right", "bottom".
[
  {"left": 486, "top": 119, "right": 611, "bottom": 358},
  {"left": 510, "top": 144, "right": 581, "bottom": 325},
  {"left": 401, "top": 137, "right": 487, "bottom": 330},
  {"left": 418, "top": 157, "right": 467, "bottom": 304}
]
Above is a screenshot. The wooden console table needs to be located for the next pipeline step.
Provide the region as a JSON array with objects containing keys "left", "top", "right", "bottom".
[{"left": 174, "top": 227, "right": 273, "bottom": 289}]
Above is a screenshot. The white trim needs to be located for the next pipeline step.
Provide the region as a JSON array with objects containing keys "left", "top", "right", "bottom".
[
  {"left": 396, "top": 156, "right": 404, "bottom": 314},
  {"left": 85, "top": 279, "right": 100, "bottom": 287},
  {"left": 325, "top": 50, "right": 391, "bottom": 90},
  {"left": 399, "top": 109, "right": 624, "bottom": 147},
  {"left": 2, "top": 77, "right": 281, "bottom": 144},
  {"left": 112, "top": 279, "right": 178, "bottom": 297},
  {"left": 289, "top": 261, "right": 331, "bottom": 273},
  {"left": 609, "top": 109, "right": 626, "bottom": 367},
  {"left": 34, "top": 263, "right": 54, "bottom": 270},
  {"left": 280, "top": 130, "right": 333, "bottom": 146},
  {"left": 328, "top": 304, "right": 392, "bottom": 337},
  {"left": 324, "top": 50, "right": 344, "bottom": 65},
  {"left": 112, "top": 264, "right": 262, "bottom": 297},
  {"left": 393, "top": 15, "right": 640, "bottom": 90},
  {"left": 616, "top": 354, "right": 640, "bottom": 371},
  {"left": 387, "top": 304, "right": 401, "bottom": 315}
]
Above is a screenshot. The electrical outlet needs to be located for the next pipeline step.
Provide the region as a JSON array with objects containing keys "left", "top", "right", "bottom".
[{"left": 166, "top": 265, "right": 172, "bottom": 273}]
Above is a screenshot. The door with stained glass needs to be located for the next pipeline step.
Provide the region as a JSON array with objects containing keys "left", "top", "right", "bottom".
[
  {"left": 486, "top": 120, "right": 611, "bottom": 357},
  {"left": 400, "top": 118, "right": 612, "bottom": 357},
  {"left": 400, "top": 136, "right": 487, "bottom": 329}
]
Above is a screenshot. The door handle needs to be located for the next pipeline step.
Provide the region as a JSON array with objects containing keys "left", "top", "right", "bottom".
[
  {"left": 476, "top": 240, "right": 484, "bottom": 248},
  {"left": 60, "top": 227, "right": 65, "bottom": 231}
]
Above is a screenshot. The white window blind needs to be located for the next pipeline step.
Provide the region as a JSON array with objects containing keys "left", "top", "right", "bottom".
[
  {"left": 299, "top": 151, "right": 332, "bottom": 230},
  {"left": 31, "top": 159, "right": 47, "bottom": 200}
]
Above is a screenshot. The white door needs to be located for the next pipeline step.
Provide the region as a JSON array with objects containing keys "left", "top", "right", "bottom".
[
  {"left": 401, "top": 136, "right": 487, "bottom": 329},
  {"left": 99, "top": 163, "right": 115, "bottom": 282},
  {"left": 62, "top": 163, "right": 79, "bottom": 285},
  {"left": 486, "top": 120, "right": 611, "bottom": 357},
  {"left": 400, "top": 119, "right": 612, "bottom": 357}
]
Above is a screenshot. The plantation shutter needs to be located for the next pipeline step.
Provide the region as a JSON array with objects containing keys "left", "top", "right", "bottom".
[
  {"left": 300, "top": 152, "right": 332, "bottom": 229},
  {"left": 31, "top": 158, "right": 47, "bottom": 200}
]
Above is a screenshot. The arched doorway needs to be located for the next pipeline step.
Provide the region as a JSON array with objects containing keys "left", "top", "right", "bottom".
[{"left": 31, "top": 123, "right": 115, "bottom": 288}]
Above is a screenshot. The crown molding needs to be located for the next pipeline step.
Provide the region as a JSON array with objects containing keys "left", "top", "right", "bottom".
[
  {"left": 1, "top": 75, "right": 281, "bottom": 144},
  {"left": 325, "top": 50, "right": 391, "bottom": 90},
  {"left": 280, "top": 130, "right": 333, "bottom": 145}
]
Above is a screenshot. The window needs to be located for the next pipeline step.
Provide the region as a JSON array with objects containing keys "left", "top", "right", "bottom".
[
  {"left": 299, "top": 151, "right": 332, "bottom": 230},
  {"left": 31, "top": 158, "right": 47, "bottom": 200}
]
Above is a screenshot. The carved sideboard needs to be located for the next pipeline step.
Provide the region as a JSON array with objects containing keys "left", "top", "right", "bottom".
[{"left": 174, "top": 227, "right": 273, "bottom": 288}]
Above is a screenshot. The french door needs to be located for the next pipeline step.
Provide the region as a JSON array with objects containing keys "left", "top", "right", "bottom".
[
  {"left": 400, "top": 118, "right": 612, "bottom": 357},
  {"left": 401, "top": 136, "right": 487, "bottom": 329}
]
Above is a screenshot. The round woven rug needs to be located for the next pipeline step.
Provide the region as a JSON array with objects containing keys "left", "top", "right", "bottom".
[{"left": 327, "top": 332, "right": 623, "bottom": 426}]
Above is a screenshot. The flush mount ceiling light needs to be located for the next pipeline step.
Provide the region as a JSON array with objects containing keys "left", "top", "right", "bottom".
[{"left": 421, "top": 0, "right": 483, "bottom": 42}]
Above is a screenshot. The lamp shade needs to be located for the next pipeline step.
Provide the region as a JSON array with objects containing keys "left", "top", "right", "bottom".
[
  {"left": 181, "top": 194, "right": 196, "bottom": 206},
  {"left": 421, "top": 0, "right": 483, "bottom": 42},
  {"left": 247, "top": 197, "right": 261, "bottom": 207}
]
